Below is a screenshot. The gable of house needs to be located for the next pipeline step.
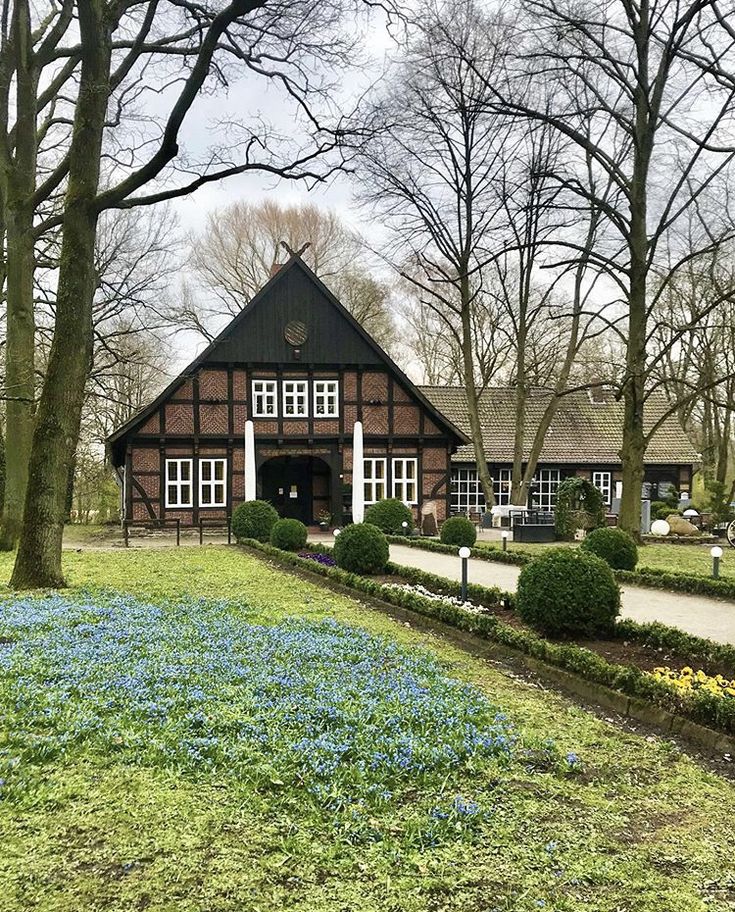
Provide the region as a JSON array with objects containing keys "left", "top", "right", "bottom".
[{"left": 108, "top": 256, "right": 466, "bottom": 527}]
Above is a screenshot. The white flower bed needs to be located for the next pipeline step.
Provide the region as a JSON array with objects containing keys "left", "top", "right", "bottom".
[{"left": 382, "top": 582, "right": 487, "bottom": 615}]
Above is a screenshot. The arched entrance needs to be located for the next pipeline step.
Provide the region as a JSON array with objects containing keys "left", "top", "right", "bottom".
[{"left": 258, "top": 454, "right": 332, "bottom": 525}]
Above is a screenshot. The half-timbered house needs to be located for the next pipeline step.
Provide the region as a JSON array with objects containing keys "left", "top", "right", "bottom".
[
  {"left": 107, "top": 255, "right": 468, "bottom": 527},
  {"left": 109, "top": 253, "right": 700, "bottom": 527}
]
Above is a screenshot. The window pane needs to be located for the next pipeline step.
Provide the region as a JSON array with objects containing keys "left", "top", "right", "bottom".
[
  {"left": 168, "top": 485, "right": 177, "bottom": 504},
  {"left": 181, "top": 462, "right": 191, "bottom": 481}
]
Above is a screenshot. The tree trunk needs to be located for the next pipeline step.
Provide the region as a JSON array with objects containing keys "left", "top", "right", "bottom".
[
  {"left": 716, "top": 402, "right": 731, "bottom": 487},
  {"left": 11, "top": 0, "right": 111, "bottom": 589},
  {"left": 510, "top": 328, "right": 527, "bottom": 505},
  {"left": 518, "top": 213, "right": 591, "bottom": 498},
  {"left": 0, "top": 0, "right": 38, "bottom": 551},
  {"left": 619, "top": 3, "right": 652, "bottom": 540},
  {"left": 460, "top": 274, "right": 495, "bottom": 510},
  {"left": 0, "top": 422, "right": 6, "bottom": 517},
  {"left": 618, "top": 247, "right": 648, "bottom": 537}
]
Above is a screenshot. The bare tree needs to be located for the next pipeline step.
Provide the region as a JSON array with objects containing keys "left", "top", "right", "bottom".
[
  {"left": 11, "top": 0, "right": 370, "bottom": 588},
  {"left": 484, "top": 0, "right": 735, "bottom": 534},
  {"left": 355, "top": 0, "right": 521, "bottom": 509},
  {"left": 181, "top": 199, "right": 396, "bottom": 350},
  {"left": 0, "top": 0, "right": 78, "bottom": 550},
  {"left": 653, "top": 238, "right": 735, "bottom": 511}
]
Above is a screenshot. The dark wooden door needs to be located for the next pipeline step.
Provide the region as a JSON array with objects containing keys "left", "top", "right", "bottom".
[{"left": 260, "top": 456, "right": 313, "bottom": 524}]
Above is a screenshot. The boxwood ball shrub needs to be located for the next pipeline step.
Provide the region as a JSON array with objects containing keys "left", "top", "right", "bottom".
[
  {"left": 364, "top": 498, "right": 414, "bottom": 534},
  {"left": 440, "top": 515, "right": 477, "bottom": 548},
  {"left": 333, "top": 523, "right": 389, "bottom": 575},
  {"left": 232, "top": 500, "right": 279, "bottom": 543},
  {"left": 516, "top": 548, "right": 620, "bottom": 638},
  {"left": 270, "top": 518, "right": 308, "bottom": 552},
  {"left": 581, "top": 526, "right": 638, "bottom": 571}
]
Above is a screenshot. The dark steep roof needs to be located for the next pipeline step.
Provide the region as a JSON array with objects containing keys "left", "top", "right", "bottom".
[
  {"left": 419, "top": 386, "right": 701, "bottom": 466},
  {"left": 107, "top": 254, "right": 468, "bottom": 458}
]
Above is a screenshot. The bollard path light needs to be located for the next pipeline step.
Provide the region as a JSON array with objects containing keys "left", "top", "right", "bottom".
[
  {"left": 459, "top": 546, "right": 471, "bottom": 602},
  {"left": 401, "top": 520, "right": 409, "bottom": 536},
  {"left": 711, "top": 545, "right": 723, "bottom": 579},
  {"left": 501, "top": 530, "right": 509, "bottom": 552},
  {"left": 333, "top": 528, "right": 341, "bottom": 538}
]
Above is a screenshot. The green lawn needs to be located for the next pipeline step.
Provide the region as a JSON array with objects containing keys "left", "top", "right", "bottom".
[
  {"left": 477, "top": 537, "right": 735, "bottom": 578},
  {"left": 1, "top": 547, "right": 734, "bottom": 911}
]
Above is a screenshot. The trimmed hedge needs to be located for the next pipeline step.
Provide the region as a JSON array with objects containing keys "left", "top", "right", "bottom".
[
  {"left": 232, "top": 500, "right": 279, "bottom": 543},
  {"left": 386, "top": 535, "right": 735, "bottom": 600},
  {"left": 364, "top": 499, "right": 414, "bottom": 534},
  {"left": 581, "top": 527, "right": 638, "bottom": 571},
  {"left": 333, "top": 523, "right": 389, "bottom": 575},
  {"left": 440, "top": 516, "right": 477, "bottom": 548},
  {"left": 270, "top": 518, "right": 308, "bottom": 551},
  {"left": 517, "top": 548, "right": 620, "bottom": 637},
  {"left": 241, "top": 539, "right": 735, "bottom": 736},
  {"left": 386, "top": 535, "right": 528, "bottom": 566},
  {"left": 617, "top": 566, "right": 735, "bottom": 601}
]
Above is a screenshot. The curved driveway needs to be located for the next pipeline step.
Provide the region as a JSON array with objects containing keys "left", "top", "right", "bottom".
[{"left": 387, "top": 543, "right": 735, "bottom": 646}]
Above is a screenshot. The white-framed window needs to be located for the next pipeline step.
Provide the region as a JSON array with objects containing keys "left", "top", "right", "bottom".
[
  {"left": 165, "top": 459, "right": 193, "bottom": 508},
  {"left": 313, "top": 380, "right": 339, "bottom": 417},
  {"left": 451, "top": 467, "right": 485, "bottom": 514},
  {"left": 535, "top": 468, "right": 560, "bottom": 510},
  {"left": 363, "top": 458, "right": 387, "bottom": 504},
  {"left": 493, "top": 468, "right": 512, "bottom": 506},
  {"left": 592, "top": 470, "right": 612, "bottom": 506},
  {"left": 252, "top": 380, "right": 277, "bottom": 417},
  {"left": 283, "top": 380, "right": 309, "bottom": 417},
  {"left": 200, "top": 458, "right": 227, "bottom": 507},
  {"left": 392, "top": 458, "right": 418, "bottom": 505}
]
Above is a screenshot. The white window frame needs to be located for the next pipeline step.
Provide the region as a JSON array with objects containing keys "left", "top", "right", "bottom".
[
  {"left": 199, "top": 458, "right": 227, "bottom": 508},
  {"left": 451, "top": 467, "right": 485, "bottom": 515},
  {"left": 283, "top": 380, "right": 309, "bottom": 417},
  {"left": 392, "top": 457, "right": 418, "bottom": 505},
  {"left": 536, "top": 468, "right": 560, "bottom": 511},
  {"left": 252, "top": 380, "right": 278, "bottom": 418},
  {"left": 493, "top": 468, "right": 512, "bottom": 506},
  {"left": 363, "top": 458, "right": 387, "bottom": 504},
  {"left": 165, "top": 459, "right": 193, "bottom": 508},
  {"left": 592, "top": 470, "right": 612, "bottom": 506},
  {"left": 313, "top": 380, "right": 339, "bottom": 418}
]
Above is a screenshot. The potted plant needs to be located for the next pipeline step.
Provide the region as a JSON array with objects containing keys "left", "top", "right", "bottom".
[{"left": 317, "top": 508, "right": 332, "bottom": 531}]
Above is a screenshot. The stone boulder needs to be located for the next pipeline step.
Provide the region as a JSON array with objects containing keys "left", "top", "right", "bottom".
[{"left": 666, "top": 513, "right": 699, "bottom": 537}]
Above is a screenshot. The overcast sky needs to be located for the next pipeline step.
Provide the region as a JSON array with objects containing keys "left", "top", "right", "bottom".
[{"left": 150, "top": 12, "right": 399, "bottom": 374}]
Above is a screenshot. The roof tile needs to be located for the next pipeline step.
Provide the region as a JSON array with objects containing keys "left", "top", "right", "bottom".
[{"left": 419, "top": 386, "right": 700, "bottom": 465}]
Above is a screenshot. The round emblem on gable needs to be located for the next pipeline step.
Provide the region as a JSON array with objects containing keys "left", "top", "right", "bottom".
[{"left": 284, "top": 320, "right": 308, "bottom": 346}]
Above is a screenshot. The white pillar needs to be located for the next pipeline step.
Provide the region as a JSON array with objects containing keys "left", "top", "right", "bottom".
[
  {"left": 351, "top": 420, "right": 364, "bottom": 523},
  {"left": 245, "top": 420, "right": 256, "bottom": 501}
]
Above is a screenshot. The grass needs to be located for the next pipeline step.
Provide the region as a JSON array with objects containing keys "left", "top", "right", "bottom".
[
  {"left": 1, "top": 547, "right": 734, "bottom": 911},
  {"left": 475, "top": 537, "right": 735, "bottom": 578}
]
